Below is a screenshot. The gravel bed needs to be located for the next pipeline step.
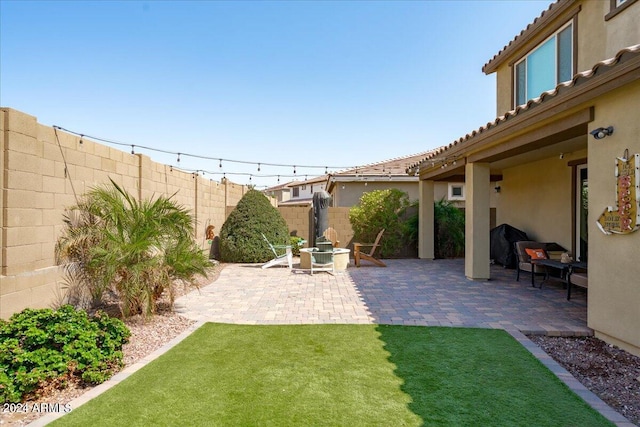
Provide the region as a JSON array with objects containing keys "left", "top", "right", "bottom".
[
  {"left": 529, "top": 335, "right": 640, "bottom": 426},
  {"left": 0, "top": 266, "right": 222, "bottom": 427}
]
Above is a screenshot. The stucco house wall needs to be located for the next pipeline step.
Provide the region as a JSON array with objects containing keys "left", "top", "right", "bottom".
[
  {"left": 495, "top": 149, "right": 587, "bottom": 251},
  {"left": 587, "top": 81, "right": 640, "bottom": 354}
]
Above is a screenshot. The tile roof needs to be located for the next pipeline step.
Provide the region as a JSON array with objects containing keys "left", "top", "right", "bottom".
[
  {"left": 287, "top": 175, "right": 329, "bottom": 187},
  {"left": 263, "top": 181, "right": 293, "bottom": 192},
  {"left": 482, "top": 0, "right": 570, "bottom": 74},
  {"left": 332, "top": 150, "right": 439, "bottom": 177},
  {"left": 408, "top": 44, "right": 640, "bottom": 172}
]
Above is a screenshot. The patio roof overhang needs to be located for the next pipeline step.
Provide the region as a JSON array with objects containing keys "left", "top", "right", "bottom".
[{"left": 410, "top": 45, "right": 640, "bottom": 182}]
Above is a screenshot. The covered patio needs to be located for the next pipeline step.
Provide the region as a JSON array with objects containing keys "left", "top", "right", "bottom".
[{"left": 175, "top": 259, "right": 589, "bottom": 336}]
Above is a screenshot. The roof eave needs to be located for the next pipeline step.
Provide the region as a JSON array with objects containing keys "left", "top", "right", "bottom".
[{"left": 482, "top": 0, "right": 574, "bottom": 74}]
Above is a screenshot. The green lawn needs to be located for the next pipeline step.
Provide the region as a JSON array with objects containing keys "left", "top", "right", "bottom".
[{"left": 52, "top": 324, "right": 612, "bottom": 427}]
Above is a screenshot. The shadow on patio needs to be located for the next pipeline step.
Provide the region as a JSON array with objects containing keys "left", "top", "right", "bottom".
[{"left": 348, "top": 258, "right": 590, "bottom": 336}]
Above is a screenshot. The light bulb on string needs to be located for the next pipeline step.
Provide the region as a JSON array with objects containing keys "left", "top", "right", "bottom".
[
  {"left": 293, "top": 165, "right": 296, "bottom": 174},
  {"left": 219, "top": 159, "right": 222, "bottom": 168},
  {"left": 79, "top": 134, "right": 84, "bottom": 145},
  {"left": 177, "top": 153, "right": 181, "bottom": 163},
  {"left": 131, "top": 145, "right": 135, "bottom": 155},
  {"left": 277, "top": 175, "right": 280, "bottom": 183},
  {"left": 258, "top": 163, "right": 261, "bottom": 172}
]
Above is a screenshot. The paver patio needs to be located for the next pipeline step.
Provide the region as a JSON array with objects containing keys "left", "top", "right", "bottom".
[
  {"left": 34, "top": 258, "right": 633, "bottom": 427},
  {"left": 175, "top": 258, "right": 590, "bottom": 336}
]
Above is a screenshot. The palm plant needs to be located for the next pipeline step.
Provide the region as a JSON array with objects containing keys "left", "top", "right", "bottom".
[{"left": 56, "top": 179, "right": 211, "bottom": 317}]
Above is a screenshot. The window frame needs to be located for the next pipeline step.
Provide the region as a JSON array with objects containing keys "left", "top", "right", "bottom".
[
  {"left": 513, "top": 21, "right": 574, "bottom": 107},
  {"left": 292, "top": 187, "right": 300, "bottom": 198},
  {"left": 606, "top": 0, "right": 637, "bottom": 20},
  {"left": 448, "top": 183, "right": 465, "bottom": 201}
]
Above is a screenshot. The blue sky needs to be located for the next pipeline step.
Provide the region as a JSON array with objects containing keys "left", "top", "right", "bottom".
[{"left": 1, "top": 0, "right": 551, "bottom": 188}]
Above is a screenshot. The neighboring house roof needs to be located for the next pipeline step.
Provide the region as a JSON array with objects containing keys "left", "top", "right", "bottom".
[
  {"left": 327, "top": 151, "right": 439, "bottom": 191},
  {"left": 277, "top": 197, "right": 314, "bottom": 206},
  {"left": 482, "top": 0, "right": 570, "bottom": 74},
  {"left": 287, "top": 175, "right": 329, "bottom": 188},
  {"left": 263, "top": 181, "right": 293, "bottom": 193},
  {"left": 407, "top": 44, "right": 640, "bottom": 174}
]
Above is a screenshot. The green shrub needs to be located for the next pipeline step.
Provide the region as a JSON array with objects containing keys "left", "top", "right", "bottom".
[
  {"left": 290, "top": 236, "right": 305, "bottom": 256},
  {"left": 434, "top": 199, "right": 465, "bottom": 258},
  {"left": 55, "top": 179, "right": 212, "bottom": 318},
  {"left": 220, "top": 189, "right": 290, "bottom": 262},
  {"left": 0, "top": 305, "right": 130, "bottom": 403},
  {"left": 349, "top": 189, "right": 410, "bottom": 258}
]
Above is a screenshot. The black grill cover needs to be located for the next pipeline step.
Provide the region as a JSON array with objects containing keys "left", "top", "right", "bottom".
[{"left": 490, "top": 224, "right": 529, "bottom": 268}]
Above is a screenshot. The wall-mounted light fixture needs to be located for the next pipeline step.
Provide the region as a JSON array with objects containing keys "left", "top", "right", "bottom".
[
  {"left": 494, "top": 186, "right": 501, "bottom": 193},
  {"left": 559, "top": 153, "right": 564, "bottom": 160},
  {"left": 590, "top": 126, "right": 614, "bottom": 140}
]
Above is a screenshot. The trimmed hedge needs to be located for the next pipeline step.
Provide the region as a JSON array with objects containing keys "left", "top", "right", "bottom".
[
  {"left": 0, "top": 305, "right": 130, "bottom": 403},
  {"left": 220, "top": 189, "right": 290, "bottom": 262}
]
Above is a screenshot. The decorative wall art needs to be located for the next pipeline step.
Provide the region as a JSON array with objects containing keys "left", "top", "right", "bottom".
[{"left": 597, "top": 150, "right": 640, "bottom": 235}]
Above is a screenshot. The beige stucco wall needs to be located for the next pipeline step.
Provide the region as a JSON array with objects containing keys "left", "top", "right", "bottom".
[
  {"left": 494, "top": 0, "right": 640, "bottom": 116},
  {"left": 587, "top": 81, "right": 640, "bottom": 355},
  {"left": 578, "top": 0, "right": 640, "bottom": 71},
  {"left": 0, "top": 108, "right": 247, "bottom": 319},
  {"left": 495, "top": 149, "right": 587, "bottom": 251}
]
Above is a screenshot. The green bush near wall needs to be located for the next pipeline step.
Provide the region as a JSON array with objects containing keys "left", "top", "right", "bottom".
[
  {"left": 220, "top": 189, "right": 290, "bottom": 262},
  {"left": 0, "top": 305, "right": 129, "bottom": 403}
]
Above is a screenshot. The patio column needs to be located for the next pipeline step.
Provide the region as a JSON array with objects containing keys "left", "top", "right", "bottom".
[
  {"left": 419, "top": 179, "right": 435, "bottom": 259},
  {"left": 465, "top": 162, "right": 490, "bottom": 280}
]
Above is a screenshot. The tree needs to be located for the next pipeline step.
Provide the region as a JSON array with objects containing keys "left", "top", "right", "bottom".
[
  {"left": 349, "top": 189, "right": 410, "bottom": 258},
  {"left": 56, "top": 179, "right": 211, "bottom": 318},
  {"left": 219, "top": 189, "right": 290, "bottom": 262}
]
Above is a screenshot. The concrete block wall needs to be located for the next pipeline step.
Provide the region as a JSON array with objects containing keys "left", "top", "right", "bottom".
[
  {"left": 278, "top": 206, "right": 353, "bottom": 249},
  {"left": 0, "top": 108, "right": 247, "bottom": 319},
  {"left": 279, "top": 206, "right": 313, "bottom": 243}
]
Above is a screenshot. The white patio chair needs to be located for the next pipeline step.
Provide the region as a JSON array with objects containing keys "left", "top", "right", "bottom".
[{"left": 261, "top": 233, "right": 293, "bottom": 269}]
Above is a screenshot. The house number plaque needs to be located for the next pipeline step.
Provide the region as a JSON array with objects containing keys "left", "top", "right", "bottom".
[{"left": 597, "top": 151, "right": 640, "bottom": 235}]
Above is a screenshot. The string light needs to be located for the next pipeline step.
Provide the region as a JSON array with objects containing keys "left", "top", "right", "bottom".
[
  {"left": 79, "top": 134, "right": 84, "bottom": 145},
  {"left": 52, "top": 125, "right": 353, "bottom": 171},
  {"left": 177, "top": 153, "right": 181, "bottom": 163},
  {"left": 257, "top": 163, "right": 261, "bottom": 172},
  {"left": 131, "top": 145, "right": 135, "bottom": 155},
  {"left": 219, "top": 159, "right": 222, "bottom": 168}
]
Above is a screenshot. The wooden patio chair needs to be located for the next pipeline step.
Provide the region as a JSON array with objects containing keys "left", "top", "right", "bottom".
[
  {"left": 322, "top": 227, "right": 340, "bottom": 247},
  {"left": 353, "top": 229, "right": 386, "bottom": 267},
  {"left": 261, "top": 233, "right": 293, "bottom": 269}
]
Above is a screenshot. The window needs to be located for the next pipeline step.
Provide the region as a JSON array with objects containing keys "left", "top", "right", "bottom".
[
  {"left": 448, "top": 183, "right": 465, "bottom": 201},
  {"left": 606, "top": 0, "right": 637, "bottom": 20},
  {"left": 514, "top": 23, "right": 573, "bottom": 106},
  {"left": 292, "top": 187, "right": 299, "bottom": 197}
]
